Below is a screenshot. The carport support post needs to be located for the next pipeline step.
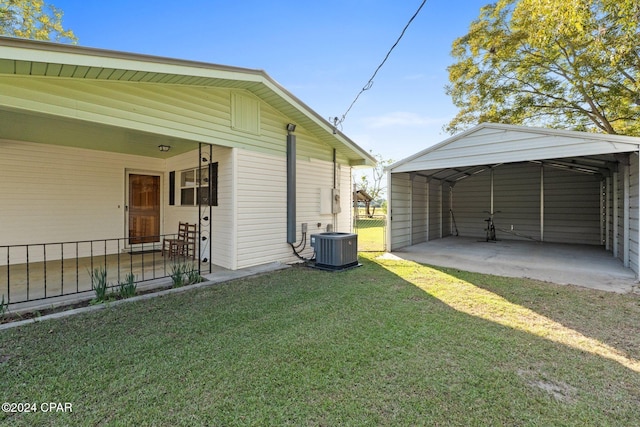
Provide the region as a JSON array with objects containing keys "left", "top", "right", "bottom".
[
  {"left": 613, "top": 170, "right": 619, "bottom": 258},
  {"left": 490, "top": 168, "right": 494, "bottom": 214},
  {"left": 623, "top": 162, "right": 630, "bottom": 268},
  {"left": 605, "top": 176, "right": 611, "bottom": 251},
  {"left": 540, "top": 165, "right": 544, "bottom": 242}
]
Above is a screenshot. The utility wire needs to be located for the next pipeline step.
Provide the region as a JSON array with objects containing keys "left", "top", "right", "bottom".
[{"left": 331, "top": 0, "right": 428, "bottom": 130}]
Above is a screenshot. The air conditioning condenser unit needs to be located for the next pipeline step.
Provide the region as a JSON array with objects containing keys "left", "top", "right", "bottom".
[{"left": 310, "top": 232, "right": 359, "bottom": 271}]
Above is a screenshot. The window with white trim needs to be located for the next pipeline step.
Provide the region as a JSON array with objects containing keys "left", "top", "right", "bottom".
[{"left": 173, "top": 163, "right": 218, "bottom": 206}]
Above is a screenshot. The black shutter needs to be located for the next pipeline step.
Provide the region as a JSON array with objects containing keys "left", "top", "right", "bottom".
[
  {"left": 209, "top": 163, "right": 218, "bottom": 206},
  {"left": 169, "top": 171, "right": 175, "bottom": 206}
]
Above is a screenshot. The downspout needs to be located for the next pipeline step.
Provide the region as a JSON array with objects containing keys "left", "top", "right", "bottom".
[
  {"left": 333, "top": 148, "right": 337, "bottom": 230},
  {"left": 286, "top": 125, "right": 297, "bottom": 244}
]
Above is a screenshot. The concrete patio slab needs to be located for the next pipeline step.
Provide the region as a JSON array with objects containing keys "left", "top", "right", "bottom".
[{"left": 387, "top": 237, "right": 639, "bottom": 293}]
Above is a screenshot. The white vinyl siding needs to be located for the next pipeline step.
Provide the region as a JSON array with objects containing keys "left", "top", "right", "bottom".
[
  {"left": 235, "top": 150, "right": 352, "bottom": 269},
  {"left": 0, "top": 78, "right": 292, "bottom": 157},
  {"left": 164, "top": 147, "right": 234, "bottom": 270},
  {"left": 0, "top": 139, "right": 163, "bottom": 263}
]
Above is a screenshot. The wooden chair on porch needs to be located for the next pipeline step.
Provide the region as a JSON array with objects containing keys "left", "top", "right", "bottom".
[{"left": 162, "top": 222, "right": 197, "bottom": 259}]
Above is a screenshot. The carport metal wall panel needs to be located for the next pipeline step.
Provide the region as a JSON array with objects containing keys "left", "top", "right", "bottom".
[
  {"left": 411, "top": 175, "right": 428, "bottom": 244},
  {"left": 615, "top": 167, "right": 624, "bottom": 261},
  {"left": 428, "top": 179, "right": 442, "bottom": 240},
  {"left": 389, "top": 173, "right": 412, "bottom": 250},
  {"left": 543, "top": 167, "right": 601, "bottom": 245},
  {"left": 442, "top": 182, "right": 452, "bottom": 238},
  {"left": 450, "top": 170, "right": 491, "bottom": 239},
  {"left": 493, "top": 163, "right": 541, "bottom": 241},
  {"left": 630, "top": 154, "right": 639, "bottom": 273}
]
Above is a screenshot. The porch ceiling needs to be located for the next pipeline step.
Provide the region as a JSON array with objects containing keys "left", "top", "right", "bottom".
[{"left": 0, "top": 106, "right": 198, "bottom": 158}]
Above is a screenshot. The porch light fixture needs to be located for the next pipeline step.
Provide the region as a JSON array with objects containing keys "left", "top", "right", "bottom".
[
  {"left": 158, "top": 144, "right": 171, "bottom": 152},
  {"left": 286, "top": 123, "right": 297, "bottom": 133}
]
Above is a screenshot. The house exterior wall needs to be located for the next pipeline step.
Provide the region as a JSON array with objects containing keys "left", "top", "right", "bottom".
[
  {"left": 235, "top": 149, "right": 353, "bottom": 269},
  {"left": 164, "top": 147, "right": 235, "bottom": 270},
  {"left": 0, "top": 139, "right": 164, "bottom": 263}
]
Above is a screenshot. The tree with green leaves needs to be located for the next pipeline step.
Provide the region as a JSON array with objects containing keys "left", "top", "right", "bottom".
[
  {"left": 0, "top": 0, "right": 76, "bottom": 43},
  {"left": 356, "top": 151, "right": 393, "bottom": 217},
  {"left": 446, "top": 0, "right": 640, "bottom": 136}
]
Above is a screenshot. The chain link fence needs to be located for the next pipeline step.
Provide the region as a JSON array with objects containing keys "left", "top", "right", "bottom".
[{"left": 354, "top": 214, "right": 386, "bottom": 252}]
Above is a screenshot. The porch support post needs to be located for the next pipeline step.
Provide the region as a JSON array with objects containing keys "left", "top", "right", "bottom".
[{"left": 198, "top": 143, "right": 214, "bottom": 275}]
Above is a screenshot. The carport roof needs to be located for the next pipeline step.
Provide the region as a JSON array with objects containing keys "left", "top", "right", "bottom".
[{"left": 389, "top": 123, "right": 640, "bottom": 179}]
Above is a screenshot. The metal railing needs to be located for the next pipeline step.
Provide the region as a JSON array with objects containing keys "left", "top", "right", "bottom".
[{"left": 0, "top": 234, "right": 199, "bottom": 305}]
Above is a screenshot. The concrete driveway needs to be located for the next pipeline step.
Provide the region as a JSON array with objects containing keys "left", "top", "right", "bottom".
[{"left": 387, "top": 237, "right": 638, "bottom": 293}]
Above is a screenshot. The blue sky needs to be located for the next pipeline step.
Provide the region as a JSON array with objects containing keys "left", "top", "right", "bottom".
[{"left": 52, "top": 0, "right": 488, "bottom": 162}]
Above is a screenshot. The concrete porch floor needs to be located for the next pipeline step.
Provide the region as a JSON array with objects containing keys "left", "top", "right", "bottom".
[
  {"left": 387, "top": 237, "right": 639, "bottom": 293},
  {"left": 2, "top": 249, "right": 288, "bottom": 315}
]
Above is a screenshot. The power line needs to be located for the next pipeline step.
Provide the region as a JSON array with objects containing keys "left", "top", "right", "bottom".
[{"left": 331, "top": 0, "right": 428, "bottom": 131}]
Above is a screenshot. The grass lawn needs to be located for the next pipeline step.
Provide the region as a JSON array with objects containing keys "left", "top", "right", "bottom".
[
  {"left": 355, "top": 218, "right": 385, "bottom": 251},
  {"left": 1, "top": 253, "right": 640, "bottom": 426}
]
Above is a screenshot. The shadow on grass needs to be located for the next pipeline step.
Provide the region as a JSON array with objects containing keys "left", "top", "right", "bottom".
[
  {"left": 366, "top": 253, "right": 640, "bottom": 374},
  {"left": 428, "top": 263, "right": 640, "bottom": 363}
]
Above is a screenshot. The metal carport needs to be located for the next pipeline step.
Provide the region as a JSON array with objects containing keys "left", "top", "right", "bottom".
[{"left": 387, "top": 123, "right": 640, "bottom": 278}]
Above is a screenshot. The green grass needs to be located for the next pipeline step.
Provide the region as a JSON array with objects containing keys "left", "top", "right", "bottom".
[
  {"left": 355, "top": 218, "right": 385, "bottom": 251},
  {"left": 1, "top": 253, "right": 640, "bottom": 426}
]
